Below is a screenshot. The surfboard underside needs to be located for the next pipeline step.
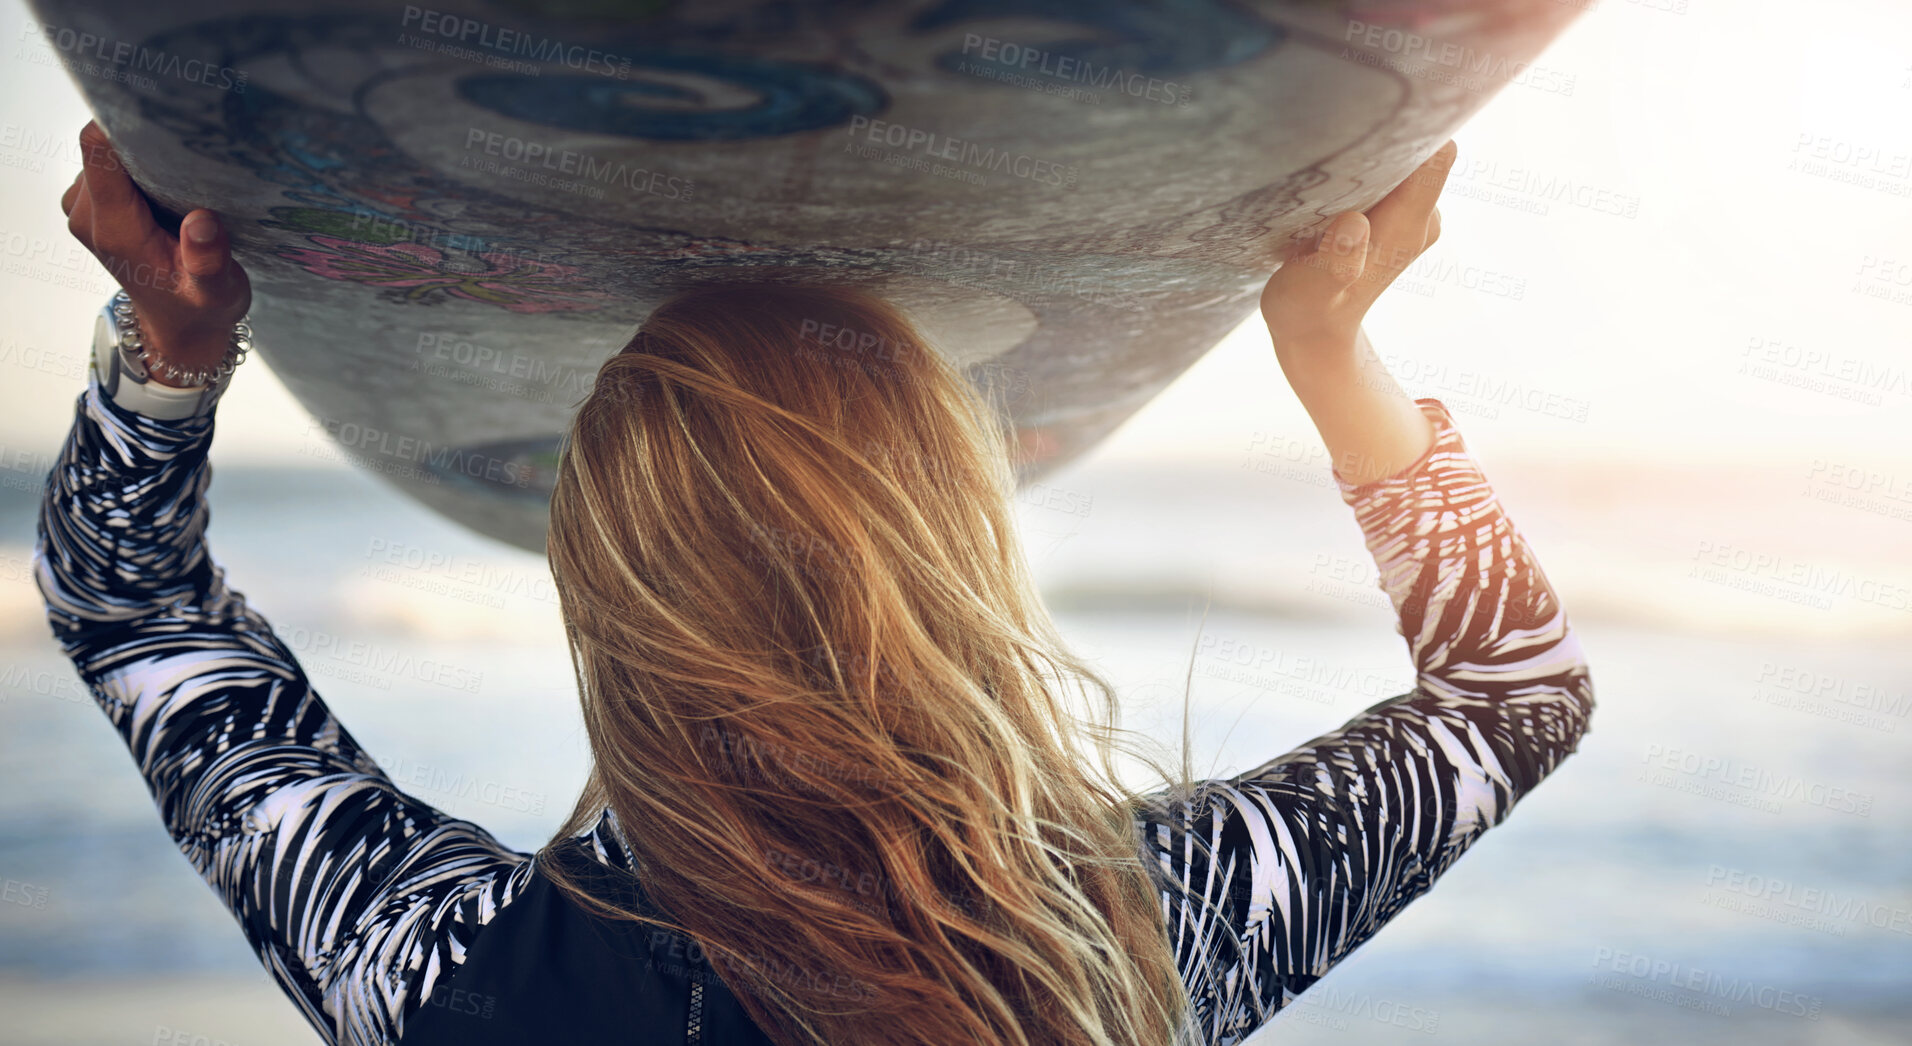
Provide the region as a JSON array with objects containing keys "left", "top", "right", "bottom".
[{"left": 29, "top": 0, "right": 1582, "bottom": 550}]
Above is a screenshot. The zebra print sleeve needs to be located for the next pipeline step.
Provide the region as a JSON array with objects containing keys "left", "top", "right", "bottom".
[
  {"left": 1137, "top": 396, "right": 1596, "bottom": 1046},
  {"left": 32, "top": 376, "right": 535, "bottom": 1046}
]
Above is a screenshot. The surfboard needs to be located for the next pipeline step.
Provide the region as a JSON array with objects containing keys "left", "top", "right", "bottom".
[{"left": 26, "top": 0, "right": 1583, "bottom": 551}]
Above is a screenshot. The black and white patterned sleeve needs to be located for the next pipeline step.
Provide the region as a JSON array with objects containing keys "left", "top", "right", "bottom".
[
  {"left": 1136, "top": 397, "right": 1596, "bottom": 1046},
  {"left": 32, "top": 373, "right": 535, "bottom": 1046}
]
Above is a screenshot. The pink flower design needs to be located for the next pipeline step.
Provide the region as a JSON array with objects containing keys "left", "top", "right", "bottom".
[{"left": 273, "top": 235, "right": 613, "bottom": 313}]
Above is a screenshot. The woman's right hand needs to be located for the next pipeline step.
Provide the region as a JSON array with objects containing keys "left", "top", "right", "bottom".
[{"left": 1258, "top": 140, "right": 1458, "bottom": 488}]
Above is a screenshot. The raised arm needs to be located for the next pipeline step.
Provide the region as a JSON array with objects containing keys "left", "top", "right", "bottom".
[
  {"left": 34, "top": 121, "right": 530, "bottom": 1045},
  {"left": 1134, "top": 142, "right": 1595, "bottom": 1045},
  {"left": 1140, "top": 398, "right": 1593, "bottom": 1044}
]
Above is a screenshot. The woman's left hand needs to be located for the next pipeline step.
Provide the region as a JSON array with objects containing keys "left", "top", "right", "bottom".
[
  {"left": 1261, "top": 139, "right": 1455, "bottom": 366},
  {"left": 61, "top": 119, "right": 250, "bottom": 384}
]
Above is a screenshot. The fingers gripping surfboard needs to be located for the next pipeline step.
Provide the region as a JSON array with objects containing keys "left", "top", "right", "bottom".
[{"left": 28, "top": 0, "right": 1583, "bottom": 551}]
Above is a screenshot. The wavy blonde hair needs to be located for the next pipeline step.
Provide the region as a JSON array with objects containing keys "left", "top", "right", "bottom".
[{"left": 541, "top": 284, "right": 1214, "bottom": 1046}]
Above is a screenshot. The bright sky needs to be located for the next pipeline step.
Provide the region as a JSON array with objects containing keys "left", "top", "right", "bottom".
[{"left": 0, "top": 0, "right": 1906, "bottom": 475}]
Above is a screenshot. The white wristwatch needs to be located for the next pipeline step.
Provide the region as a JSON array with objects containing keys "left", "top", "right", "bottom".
[{"left": 90, "top": 293, "right": 247, "bottom": 421}]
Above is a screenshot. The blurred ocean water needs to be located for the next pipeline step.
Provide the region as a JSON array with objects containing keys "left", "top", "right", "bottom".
[{"left": 0, "top": 455, "right": 1907, "bottom": 1045}]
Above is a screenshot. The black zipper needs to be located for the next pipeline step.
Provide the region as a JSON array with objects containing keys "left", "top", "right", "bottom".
[{"left": 687, "top": 978, "right": 705, "bottom": 1045}]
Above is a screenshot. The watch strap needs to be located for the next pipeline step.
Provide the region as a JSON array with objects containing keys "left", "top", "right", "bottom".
[{"left": 92, "top": 298, "right": 230, "bottom": 421}]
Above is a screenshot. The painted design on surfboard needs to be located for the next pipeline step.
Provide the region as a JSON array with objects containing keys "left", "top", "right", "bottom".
[
  {"left": 273, "top": 234, "right": 614, "bottom": 313},
  {"left": 125, "top": 4, "right": 1287, "bottom": 312},
  {"left": 455, "top": 56, "right": 888, "bottom": 141},
  {"left": 39, "top": 0, "right": 1581, "bottom": 547},
  {"left": 105, "top": 4, "right": 1297, "bottom": 489}
]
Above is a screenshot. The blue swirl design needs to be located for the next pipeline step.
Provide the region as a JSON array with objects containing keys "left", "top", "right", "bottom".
[{"left": 458, "top": 55, "right": 888, "bottom": 141}]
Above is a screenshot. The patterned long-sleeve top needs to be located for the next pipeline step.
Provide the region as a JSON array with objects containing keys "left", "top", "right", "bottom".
[
  {"left": 35, "top": 369, "right": 1591, "bottom": 1046},
  {"left": 1136, "top": 396, "right": 1595, "bottom": 1045}
]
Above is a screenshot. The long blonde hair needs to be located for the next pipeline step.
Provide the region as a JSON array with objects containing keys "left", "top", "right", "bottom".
[{"left": 541, "top": 284, "right": 1212, "bottom": 1046}]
